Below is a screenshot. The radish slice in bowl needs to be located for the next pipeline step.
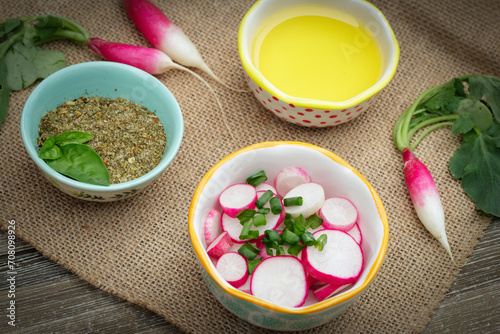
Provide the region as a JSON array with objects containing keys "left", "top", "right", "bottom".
[
  {"left": 219, "top": 183, "right": 257, "bottom": 218},
  {"left": 250, "top": 255, "right": 308, "bottom": 308},
  {"left": 303, "top": 229, "right": 364, "bottom": 286},
  {"left": 319, "top": 197, "right": 358, "bottom": 232}
]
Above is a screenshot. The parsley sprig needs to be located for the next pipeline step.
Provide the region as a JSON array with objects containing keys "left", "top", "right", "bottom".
[{"left": 393, "top": 74, "right": 500, "bottom": 217}]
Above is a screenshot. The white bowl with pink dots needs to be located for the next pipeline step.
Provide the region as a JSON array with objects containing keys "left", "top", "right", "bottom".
[{"left": 238, "top": 0, "right": 400, "bottom": 128}]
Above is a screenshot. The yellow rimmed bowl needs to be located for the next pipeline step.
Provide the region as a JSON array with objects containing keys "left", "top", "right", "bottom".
[
  {"left": 188, "top": 142, "right": 389, "bottom": 330},
  {"left": 238, "top": 0, "right": 400, "bottom": 127}
]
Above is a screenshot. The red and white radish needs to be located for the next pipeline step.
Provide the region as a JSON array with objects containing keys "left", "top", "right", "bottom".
[
  {"left": 403, "top": 148, "right": 457, "bottom": 265},
  {"left": 250, "top": 256, "right": 308, "bottom": 308},
  {"left": 319, "top": 197, "right": 358, "bottom": 232},
  {"left": 204, "top": 209, "right": 223, "bottom": 245},
  {"left": 346, "top": 223, "right": 362, "bottom": 245},
  {"left": 219, "top": 183, "right": 257, "bottom": 218},
  {"left": 206, "top": 231, "right": 233, "bottom": 259},
  {"left": 312, "top": 283, "right": 352, "bottom": 302},
  {"left": 303, "top": 230, "right": 364, "bottom": 286},
  {"left": 255, "top": 182, "right": 278, "bottom": 195},
  {"left": 221, "top": 213, "right": 248, "bottom": 244},
  {"left": 283, "top": 182, "right": 325, "bottom": 219},
  {"left": 216, "top": 252, "right": 249, "bottom": 289},
  {"left": 122, "top": 0, "right": 246, "bottom": 92},
  {"left": 87, "top": 37, "right": 236, "bottom": 142},
  {"left": 274, "top": 167, "right": 312, "bottom": 197}
]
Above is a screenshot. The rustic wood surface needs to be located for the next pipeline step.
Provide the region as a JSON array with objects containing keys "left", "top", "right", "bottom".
[{"left": 0, "top": 218, "right": 498, "bottom": 333}]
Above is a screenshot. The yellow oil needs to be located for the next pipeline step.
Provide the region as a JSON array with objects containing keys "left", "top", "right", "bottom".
[{"left": 252, "top": 5, "right": 383, "bottom": 102}]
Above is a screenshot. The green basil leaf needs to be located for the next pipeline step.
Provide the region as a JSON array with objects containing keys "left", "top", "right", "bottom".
[
  {"left": 455, "top": 98, "right": 492, "bottom": 132},
  {"left": 39, "top": 136, "right": 62, "bottom": 160},
  {"left": 467, "top": 75, "right": 500, "bottom": 122},
  {"left": 46, "top": 143, "right": 110, "bottom": 185},
  {"left": 54, "top": 131, "right": 93, "bottom": 146}
]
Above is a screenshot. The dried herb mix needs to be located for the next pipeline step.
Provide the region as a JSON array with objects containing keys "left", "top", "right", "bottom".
[{"left": 38, "top": 97, "right": 166, "bottom": 184}]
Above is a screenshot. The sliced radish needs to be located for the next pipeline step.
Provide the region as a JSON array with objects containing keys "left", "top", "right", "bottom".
[
  {"left": 219, "top": 183, "right": 257, "bottom": 218},
  {"left": 250, "top": 256, "right": 308, "bottom": 308},
  {"left": 238, "top": 275, "right": 252, "bottom": 294},
  {"left": 319, "top": 197, "right": 358, "bottom": 232},
  {"left": 255, "top": 182, "right": 278, "bottom": 195},
  {"left": 204, "top": 209, "right": 223, "bottom": 245},
  {"left": 312, "top": 283, "right": 352, "bottom": 302},
  {"left": 347, "top": 223, "right": 362, "bottom": 245},
  {"left": 206, "top": 231, "right": 233, "bottom": 259},
  {"left": 283, "top": 182, "right": 325, "bottom": 219},
  {"left": 216, "top": 252, "right": 249, "bottom": 289},
  {"left": 274, "top": 167, "right": 312, "bottom": 197},
  {"left": 221, "top": 213, "right": 247, "bottom": 244},
  {"left": 303, "top": 230, "right": 364, "bottom": 286}
]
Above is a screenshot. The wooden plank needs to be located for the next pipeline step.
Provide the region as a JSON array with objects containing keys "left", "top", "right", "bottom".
[
  {"left": 1, "top": 218, "right": 498, "bottom": 332},
  {"left": 422, "top": 218, "right": 500, "bottom": 333}
]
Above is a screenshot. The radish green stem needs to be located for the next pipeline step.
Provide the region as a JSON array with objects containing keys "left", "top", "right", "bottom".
[{"left": 409, "top": 122, "right": 455, "bottom": 150}]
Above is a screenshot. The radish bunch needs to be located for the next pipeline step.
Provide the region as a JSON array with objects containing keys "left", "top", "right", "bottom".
[{"left": 204, "top": 167, "right": 365, "bottom": 308}]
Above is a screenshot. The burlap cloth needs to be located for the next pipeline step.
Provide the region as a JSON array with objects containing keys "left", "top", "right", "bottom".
[{"left": 1, "top": 0, "right": 498, "bottom": 332}]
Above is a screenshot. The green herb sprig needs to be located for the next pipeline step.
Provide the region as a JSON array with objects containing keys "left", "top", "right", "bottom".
[
  {"left": 393, "top": 74, "right": 500, "bottom": 217},
  {"left": 39, "top": 131, "right": 110, "bottom": 185},
  {"left": 0, "top": 15, "right": 90, "bottom": 127}
]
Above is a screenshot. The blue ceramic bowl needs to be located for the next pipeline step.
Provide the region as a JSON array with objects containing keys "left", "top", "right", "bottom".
[{"left": 20, "top": 61, "right": 184, "bottom": 201}]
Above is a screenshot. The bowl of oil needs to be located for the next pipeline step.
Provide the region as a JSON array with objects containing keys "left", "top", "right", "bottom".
[{"left": 238, "top": 0, "right": 399, "bottom": 127}]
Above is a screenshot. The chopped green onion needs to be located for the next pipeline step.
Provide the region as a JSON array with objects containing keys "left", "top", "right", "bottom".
[
  {"left": 238, "top": 242, "right": 260, "bottom": 260},
  {"left": 292, "top": 221, "right": 305, "bottom": 235},
  {"left": 284, "top": 196, "right": 303, "bottom": 207},
  {"left": 257, "top": 207, "right": 270, "bottom": 215},
  {"left": 252, "top": 214, "right": 267, "bottom": 227},
  {"left": 315, "top": 234, "right": 328, "bottom": 251},
  {"left": 269, "top": 197, "right": 283, "bottom": 215},
  {"left": 255, "top": 190, "right": 273, "bottom": 209},
  {"left": 236, "top": 209, "right": 256, "bottom": 225},
  {"left": 240, "top": 220, "right": 259, "bottom": 240},
  {"left": 288, "top": 243, "right": 305, "bottom": 257},
  {"left": 295, "top": 214, "right": 307, "bottom": 229},
  {"left": 276, "top": 245, "right": 286, "bottom": 255},
  {"left": 263, "top": 229, "right": 280, "bottom": 243},
  {"left": 265, "top": 243, "right": 276, "bottom": 256},
  {"left": 282, "top": 229, "right": 300, "bottom": 245},
  {"left": 283, "top": 214, "right": 294, "bottom": 229},
  {"left": 306, "top": 213, "right": 323, "bottom": 229},
  {"left": 246, "top": 170, "right": 267, "bottom": 187},
  {"left": 300, "top": 231, "right": 316, "bottom": 246},
  {"left": 247, "top": 258, "right": 263, "bottom": 275}
]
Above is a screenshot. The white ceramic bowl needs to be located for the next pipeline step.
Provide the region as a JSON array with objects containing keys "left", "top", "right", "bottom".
[
  {"left": 20, "top": 61, "right": 184, "bottom": 201},
  {"left": 238, "top": 0, "right": 400, "bottom": 127},
  {"left": 189, "top": 142, "right": 389, "bottom": 330}
]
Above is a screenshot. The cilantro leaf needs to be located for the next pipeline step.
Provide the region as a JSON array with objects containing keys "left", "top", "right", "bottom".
[
  {"left": 467, "top": 75, "right": 500, "bottom": 122},
  {"left": 449, "top": 125, "right": 500, "bottom": 217}
]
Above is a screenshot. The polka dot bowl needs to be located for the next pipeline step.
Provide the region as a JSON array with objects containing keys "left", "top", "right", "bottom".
[
  {"left": 188, "top": 142, "right": 389, "bottom": 330},
  {"left": 238, "top": 0, "right": 400, "bottom": 127}
]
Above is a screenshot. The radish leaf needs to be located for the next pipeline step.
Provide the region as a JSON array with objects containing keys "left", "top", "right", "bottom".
[
  {"left": 449, "top": 125, "right": 500, "bottom": 216},
  {"left": 468, "top": 75, "right": 500, "bottom": 121}
]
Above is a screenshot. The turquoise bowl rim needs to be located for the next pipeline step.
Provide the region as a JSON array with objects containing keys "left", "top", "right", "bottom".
[{"left": 20, "top": 61, "right": 184, "bottom": 192}]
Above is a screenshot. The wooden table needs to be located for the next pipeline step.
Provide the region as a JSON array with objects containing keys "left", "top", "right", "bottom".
[{"left": 1, "top": 218, "right": 498, "bottom": 333}]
